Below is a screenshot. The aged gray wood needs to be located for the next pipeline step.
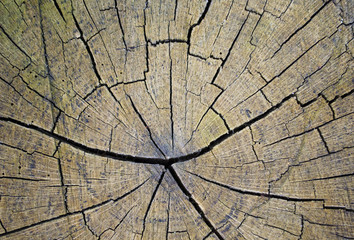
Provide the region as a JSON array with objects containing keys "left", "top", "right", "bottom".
[{"left": 0, "top": 0, "right": 353, "bottom": 239}]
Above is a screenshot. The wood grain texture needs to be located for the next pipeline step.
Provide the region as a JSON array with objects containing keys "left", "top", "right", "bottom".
[{"left": 0, "top": 0, "right": 353, "bottom": 239}]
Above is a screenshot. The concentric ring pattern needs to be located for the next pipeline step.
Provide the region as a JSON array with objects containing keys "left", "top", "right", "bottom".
[{"left": 0, "top": 0, "right": 353, "bottom": 239}]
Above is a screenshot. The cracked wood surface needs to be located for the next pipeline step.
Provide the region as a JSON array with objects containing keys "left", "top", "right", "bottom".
[{"left": 0, "top": 0, "right": 353, "bottom": 239}]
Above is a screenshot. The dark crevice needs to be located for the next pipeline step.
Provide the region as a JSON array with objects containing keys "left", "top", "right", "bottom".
[
  {"left": 295, "top": 95, "right": 317, "bottom": 108},
  {"left": 184, "top": 13, "right": 250, "bottom": 144},
  {"left": 0, "top": 177, "right": 150, "bottom": 238},
  {"left": 173, "top": 0, "right": 178, "bottom": 21},
  {"left": 16, "top": 74, "right": 61, "bottom": 112},
  {"left": 184, "top": 88, "right": 225, "bottom": 147},
  {"left": 0, "top": 218, "right": 6, "bottom": 233},
  {"left": 301, "top": 173, "right": 354, "bottom": 182},
  {"left": 185, "top": 170, "right": 326, "bottom": 203},
  {"left": 149, "top": 39, "right": 187, "bottom": 46},
  {"left": 72, "top": 12, "right": 103, "bottom": 84},
  {"left": 168, "top": 166, "right": 224, "bottom": 240},
  {"left": 53, "top": 0, "right": 66, "bottom": 22},
  {"left": 267, "top": 36, "right": 327, "bottom": 83},
  {"left": 0, "top": 116, "right": 167, "bottom": 165},
  {"left": 114, "top": 0, "right": 128, "bottom": 53},
  {"left": 0, "top": 92, "right": 298, "bottom": 167},
  {"left": 38, "top": 1, "right": 65, "bottom": 137},
  {"left": 265, "top": 110, "right": 353, "bottom": 148},
  {"left": 329, "top": 88, "right": 354, "bottom": 105},
  {"left": 211, "top": 107, "right": 230, "bottom": 132},
  {"left": 12, "top": 0, "right": 29, "bottom": 26},
  {"left": 299, "top": 215, "right": 304, "bottom": 239},
  {"left": 82, "top": 212, "right": 99, "bottom": 238},
  {"left": 187, "top": 0, "right": 212, "bottom": 45},
  {"left": 304, "top": 218, "right": 346, "bottom": 227},
  {"left": 210, "top": 12, "right": 250, "bottom": 84},
  {"left": 98, "top": 206, "right": 135, "bottom": 240},
  {"left": 202, "top": 231, "right": 213, "bottom": 240},
  {"left": 86, "top": 28, "right": 106, "bottom": 43},
  {"left": 82, "top": 0, "right": 118, "bottom": 81},
  {"left": 113, "top": 177, "right": 151, "bottom": 203},
  {"left": 270, "top": 0, "right": 331, "bottom": 59},
  {"left": 211, "top": 82, "right": 224, "bottom": 91},
  {"left": 0, "top": 77, "right": 39, "bottom": 110},
  {"left": 210, "top": 0, "right": 235, "bottom": 58},
  {"left": 322, "top": 205, "right": 354, "bottom": 212},
  {"left": 0, "top": 141, "right": 56, "bottom": 160},
  {"left": 141, "top": 171, "right": 166, "bottom": 239},
  {"left": 57, "top": 151, "right": 69, "bottom": 213},
  {"left": 51, "top": 110, "right": 62, "bottom": 133},
  {"left": 333, "top": 234, "right": 354, "bottom": 240},
  {"left": 260, "top": 89, "right": 272, "bottom": 106},
  {"left": 178, "top": 93, "right": 296, "bottom": 164},
  {"left": 0, "top": 26, "right": 32, "bottom": 63},
  {"left": 118, "top": 79, "right": 145, "bottom": 85},
  {"left": 169, "top": 41, "right": 175, "bottom": 152},
  {"left": 165, "top": 193, "right": 170, "bottom": 240},
  {"left": 126, "top": 95, "right": 167, "bottom": 158},
  {"left": 0, "top": 211, "right": 76, "bottom": 237},
  {"left": 0, "top": 176, "right": 46, "bottom": 182},
  {"left": 82, "top": 83, "right": 124, "bottom": 115},
  {"left": 188, "top": 52, "right": 208, "bottom": 61},
  {"left": 0, "top": 92, "right": 349, "bottom": 167},
  {"left": 317, "top": 128, "right": 330, "bottom": 153},
  {"left": 264, "top": 224, "right": 299, "bottom": 237},
  {"left": 265, "top": 127, "right": 316, "bottom": 148}
]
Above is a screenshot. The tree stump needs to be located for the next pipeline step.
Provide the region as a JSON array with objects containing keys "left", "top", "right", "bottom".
[{"left": 0, "top": 0, "right": 353, "bottom": 239}]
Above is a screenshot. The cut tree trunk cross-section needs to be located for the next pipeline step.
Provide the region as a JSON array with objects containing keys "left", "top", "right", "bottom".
[{"left": 0, "top": 0, "right": 353, "bottom": 239}]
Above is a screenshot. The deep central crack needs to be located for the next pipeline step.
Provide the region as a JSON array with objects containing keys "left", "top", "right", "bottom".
[{"left": 0, "top": 93, "right": 296, "bottom": 169}]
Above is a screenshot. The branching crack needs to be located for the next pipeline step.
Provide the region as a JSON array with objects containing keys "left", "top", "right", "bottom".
[
  {"left": 82, "top": 212, "right": 99, "bottom": 238},
  {"left": 0, "top": 218, "right": 6, "bottom": 233},
  {"left": 72, "top": 12, "right": 103, "bottom": 84}
]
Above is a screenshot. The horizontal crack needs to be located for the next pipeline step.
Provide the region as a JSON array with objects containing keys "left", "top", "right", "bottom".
[
  {"left": 0, "top": 116, "right": 167, "bottom": 165},
  {"left": 0, "top": 93, "right": 297, "bottom": 167},
  {"left": 184, "top": 170, "right": 325, "bottom": 202}
]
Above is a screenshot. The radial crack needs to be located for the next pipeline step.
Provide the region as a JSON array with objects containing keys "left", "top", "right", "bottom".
[
  {"left": 141, "top": 171, "right": 166, "bottom": 239},
  {"left": 270, "top": 0, "right": 331, "bottom": 59},
  {"left": 184, "top": 169, "right": 325, "bottom": 202},
  {"left": 72, "top": 11, "right": 103, "bottom": 84},
  {"left": 126, "top": 94, "right": 167, "bottom": 158},
  {"left": 0, "top": 177, "right": 150, "bottom": 238},
  {"left": 168, "top": 166, "right": 225, "bottom": 240}
]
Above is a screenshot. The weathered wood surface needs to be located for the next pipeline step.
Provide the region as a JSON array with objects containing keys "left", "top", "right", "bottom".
[{"left": 0, "top": 0, "right": 353, "bottom": 239}]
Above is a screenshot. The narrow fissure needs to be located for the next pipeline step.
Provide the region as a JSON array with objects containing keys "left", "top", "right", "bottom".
[
  {"left": 127, "top": 95, "right": 167, "bottom": 159},
  {"left": 168, "top": 41, "right": 175, "bottom": 152},
  {"left": 0, "top": 177, "right": 150, "bottom": 238},
  {"left": 141, "top": 171, "right": 166, "bottom": 239},
  {"left": 184, "top": 169, "right": 326, "bottom": 202},
  {"left": 72, "top": 12, "right": 103, "bottom": 84},
  {"left": 167, "top": 166, "right": 225, "bottom": 240}
]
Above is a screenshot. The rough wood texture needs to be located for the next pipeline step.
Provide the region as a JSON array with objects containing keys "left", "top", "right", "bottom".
[{"left": 0, "top": 0, "right": 353, "bottom": 239}]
